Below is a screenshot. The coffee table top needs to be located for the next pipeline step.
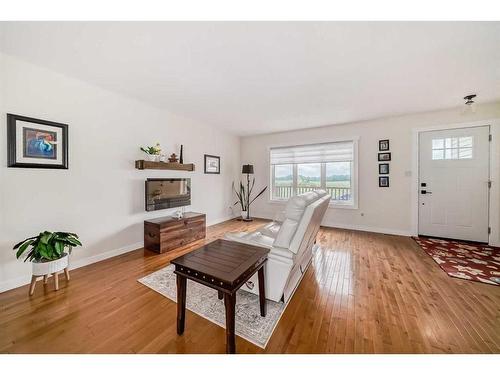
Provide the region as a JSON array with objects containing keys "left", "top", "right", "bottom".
[{"left": 171, "top": 239, "right": 269, "bottom": 285}]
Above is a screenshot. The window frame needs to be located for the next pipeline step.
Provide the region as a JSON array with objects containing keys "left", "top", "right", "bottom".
[{"left": 268, "top": 138, "right": 359, "bottom": 209}]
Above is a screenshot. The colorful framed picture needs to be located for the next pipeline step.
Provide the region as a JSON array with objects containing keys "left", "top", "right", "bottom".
[
  {"left": 204, "top": 154, "right": 220, "bottom": 174},
  {"left": 379, "top": 176, "right": 390, "bottom": 187},
  {"left": 379, "top": 163, "right": 389, "bottom": 174},
  {"left": 379, "top": 139, "right": 390, "bottom": 151},
  {"left": 7, "top": 114, "right": 68, "bottom": 169},
  {"left": 378, "top": 152, "right": 391, "bottom": 161}
]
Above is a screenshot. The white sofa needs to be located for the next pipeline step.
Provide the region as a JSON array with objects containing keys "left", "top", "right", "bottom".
[{"left": 224, "top": 189, "right": 331, "bottom": 303}]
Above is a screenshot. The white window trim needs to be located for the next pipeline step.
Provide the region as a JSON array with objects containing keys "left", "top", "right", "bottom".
[{"left": 267, "top": 138, "right": 359, "bottom": 209}]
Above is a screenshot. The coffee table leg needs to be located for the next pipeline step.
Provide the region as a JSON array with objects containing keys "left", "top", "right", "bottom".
[
  {"left": 218, "top": 290, "right": 223, "bottom": 300},
  {"left": 176, "top": 274, "right": 187, "bottom": 335},
  {"left": 258, "top": 266, "right": 266, "bottom": 317},
  {"left": 223, "top": 292, "right": 236, "bottom": 354}
]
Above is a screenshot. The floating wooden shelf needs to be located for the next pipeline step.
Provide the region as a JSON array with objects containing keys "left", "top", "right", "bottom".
[{"left": 135, "top": 160, "right": 195, "bottom": 171}]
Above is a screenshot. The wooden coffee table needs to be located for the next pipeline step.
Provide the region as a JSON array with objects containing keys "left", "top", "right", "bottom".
[{"left": 171, "top": 238, "right": 269, "bottom": 353}]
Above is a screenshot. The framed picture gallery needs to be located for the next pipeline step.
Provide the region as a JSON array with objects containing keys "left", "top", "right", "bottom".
[
  {"left": 7, "top": 114, "right": 69, "bottom": 169},
  {"left": 378, "top": 139, "right": 390, "bottom": 187}
]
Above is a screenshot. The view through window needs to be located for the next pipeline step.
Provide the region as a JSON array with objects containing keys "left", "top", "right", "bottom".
[{"left": 270, "top": 141, "right": 356, "bottom": 206}]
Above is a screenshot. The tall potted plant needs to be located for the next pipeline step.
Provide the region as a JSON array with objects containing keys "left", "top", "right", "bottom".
[
  {"left": 232, "top": 180, "right": 267, "bottom": 222},
  {"left": 14, "top": 231, "right": 82, "bottom": 295}
]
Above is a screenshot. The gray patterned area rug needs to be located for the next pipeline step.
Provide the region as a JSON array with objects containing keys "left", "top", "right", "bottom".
[{"left": 138, "top": 265, "right": 287, "bottom": 348}]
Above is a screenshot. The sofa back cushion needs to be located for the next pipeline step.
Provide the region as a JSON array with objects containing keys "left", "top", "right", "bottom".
[
  {"left": 289, "top": 195, "right": 329, "bottom": 253},
  {"left": 284, "top": 191, "right": 317, "bottom": 221},
  {"left": 274, "top": 191, "right": 320, "bottom": 249}
]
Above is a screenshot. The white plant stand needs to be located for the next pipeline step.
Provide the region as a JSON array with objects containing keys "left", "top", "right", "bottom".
[{"left": 29, "top": 253, "right": 70, "bottom": 296}]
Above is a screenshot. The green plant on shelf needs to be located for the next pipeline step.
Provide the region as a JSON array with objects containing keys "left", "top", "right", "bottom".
[{"left": 140, "top": 143, "right": 162, "bottom": 155}]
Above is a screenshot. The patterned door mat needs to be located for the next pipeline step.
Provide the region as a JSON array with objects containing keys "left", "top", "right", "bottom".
[{"left": 413, "top": 237, "right": 500, "bottom": 286}]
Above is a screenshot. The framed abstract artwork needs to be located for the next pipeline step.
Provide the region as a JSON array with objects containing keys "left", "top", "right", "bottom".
[
  {"left": 204, "top": 154, "right": 220, "bottom": 174},
  {"left": 7, "top": 114, "right": 68, "bottom": 169}
]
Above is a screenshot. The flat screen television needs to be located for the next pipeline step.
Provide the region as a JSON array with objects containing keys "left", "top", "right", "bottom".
[{"left": 145, "top": 178, "right": 191, "bottom": 212}]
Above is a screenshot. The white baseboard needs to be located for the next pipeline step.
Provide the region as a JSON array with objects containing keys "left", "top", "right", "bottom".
[
  {"left": 253, "top": 211, "right": 414, "bottom": 237},
  {"left": 321, "top": 222, "right": 415, "bottom": 237},
  {"left": 0, "top": 274, "right": 32, "bottom": 294},
  {"left": 0, "top": 241, "right": 145, "bottom": 294},
  {"left": 207, "top": 214, "right": 236, "bottom": 226},
  {"left": 0, "top": 216, "right": 238, "bottom": 294},
  {"left": 68, "top": 241, "right": 144, "bottom": 271}
]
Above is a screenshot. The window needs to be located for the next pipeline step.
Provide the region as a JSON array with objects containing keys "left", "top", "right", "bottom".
[
  {"left": 432, "top": 136, "right": 473, "bottom": 160},
  {"left": 270, "top": 140, "right": 357, "bottom": 207}
]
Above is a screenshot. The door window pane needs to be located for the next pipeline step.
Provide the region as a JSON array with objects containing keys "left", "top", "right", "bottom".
[
  {"left": 432, "top": 139, "right": 444, "bottom": 149},
  {"left": 432, "top": 136, "right": 473, "bottom": 160},
  {"left": 459, "top": 136, "right": 473, "bottom": 147},
  {"left": 273, "top": 164, "right": 293, "bottom": 200},
  {"left": 445, "top": 148, "right": 458, "bottom": 159},
  {"left": 459, "top": 148, "right": 473, "bottom": 159},
  {"left": 445, "top": 137, "right": 458, "bottom": 148},
  {"left": 432, "top": 149, "right": 444, "bottom": 160},
  {"left": 326, "top": 162, "right": 352, "bottom": 201}
]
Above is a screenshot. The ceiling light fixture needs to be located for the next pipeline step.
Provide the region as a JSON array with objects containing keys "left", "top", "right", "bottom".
[
  {"left": 462, "top": 94, "right": 477, "bottom": 114},
  {"left": 464, "top": 94, "right": 476, "bottom": 105}
]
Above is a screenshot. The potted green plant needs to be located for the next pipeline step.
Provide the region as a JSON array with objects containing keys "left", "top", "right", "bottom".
[
  {"left": 140, "top": 143, "right": 162, "bottom": 161},
  {"left": 14, "top": 231, "right": 82, "bottom": 295},
  {"left": 232, "top": 180, "right": 267, "bottom": 221}
]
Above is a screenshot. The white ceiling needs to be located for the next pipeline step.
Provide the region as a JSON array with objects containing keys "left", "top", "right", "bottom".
[{"left": 1, "top": 22, "right": 499, "bottom": 136}]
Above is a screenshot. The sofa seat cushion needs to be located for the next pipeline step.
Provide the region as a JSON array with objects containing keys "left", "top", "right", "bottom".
[
  {"left": 224, "top": 231, "right": 275, "bottom": 249},
  {"left": 269, "top": 246, "right": 295, "bottom": 260},
  {"left": 259, "top": 222, "right": 281, "bottom": 238}
]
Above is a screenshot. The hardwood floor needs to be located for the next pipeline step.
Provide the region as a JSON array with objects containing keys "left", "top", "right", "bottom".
[{"left": 1, "top": 219, "right": 499, "bottom": 353}]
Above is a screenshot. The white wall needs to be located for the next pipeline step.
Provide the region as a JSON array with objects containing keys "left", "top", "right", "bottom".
[
  {"left": 0, "top": 53, "right": 241, "bottom": 292},
  {"left": 241, "top": 102, "right": 500, "bottom": 239}
]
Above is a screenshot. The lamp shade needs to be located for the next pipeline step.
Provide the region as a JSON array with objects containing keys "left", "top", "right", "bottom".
[{"left": 242, "top": 164, "right": 254, "bottom": 174}]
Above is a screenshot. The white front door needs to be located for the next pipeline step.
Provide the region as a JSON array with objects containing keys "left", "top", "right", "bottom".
[{"left": 418, "top": 126, "right": 490, "bottom": 242}]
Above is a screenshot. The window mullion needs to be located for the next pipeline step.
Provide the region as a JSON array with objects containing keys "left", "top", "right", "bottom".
[
  {"left": 321, "top": 163, "right": 326, "bottom": 190},
  {"left": 292, "top": 164, "right": 298, "bottom": 196},
  {"left": 270, "top": 165, "right": 275, "bottom": 200}
]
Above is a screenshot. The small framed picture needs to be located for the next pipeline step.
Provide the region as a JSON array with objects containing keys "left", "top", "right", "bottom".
[
  {"left": 379, "top": 139, "right": 390, "bottom": 151},
  {"left": 7, "top": 113, "right": 69, "bottom": 169},
  {"left": 204, "top": 154, "right": 220, "bottom": 174},
  {"left": 379, "top": 176, "right": 390, "bottom": 187},
  {"left": 379, "top": 163, "right": 389, "bottom": 174},
  {"left": 378, "top": 152, "right": 391, "bottom": 161}
]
